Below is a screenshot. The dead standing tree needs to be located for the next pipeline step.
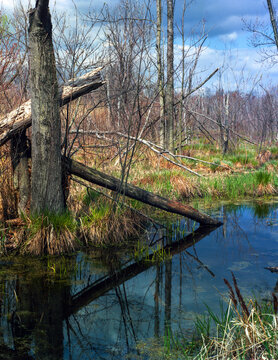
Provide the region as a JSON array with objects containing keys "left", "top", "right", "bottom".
[
  {"left": 165, "top": 0, "right": 174, "bottom": 152},
  {"left": 244, "top": 0, "right": 278, "bottom": 64},
  {"left": 28, "top": 0, "right": 64, "bottom": 214}
]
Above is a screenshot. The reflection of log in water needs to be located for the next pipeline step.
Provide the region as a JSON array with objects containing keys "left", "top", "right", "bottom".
[
  {"left": 1, "top": 226, "right": 219, "bottom": 359},
  {"left": 67, "top": 225, "right": 220, "bottom": 317}
]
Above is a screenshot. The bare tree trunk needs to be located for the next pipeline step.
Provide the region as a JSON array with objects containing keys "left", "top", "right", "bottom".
[
  {"left": 156, "top": 0, "right": 165, "bottom": 147},
  {"left": 222, "top": 93, "right": 229, "bottom": 154},
  {"left": 178, "top": 1, "right": 186, "bottom": 153},
  {"left": 165, "top": 0, "right": 174, "bottom": 151},
  {"left": 28, "top": 0, "right": 64, "bottom": 214},
  {"left": 267, "top": 0, "right": 278, "bottom": 50}
]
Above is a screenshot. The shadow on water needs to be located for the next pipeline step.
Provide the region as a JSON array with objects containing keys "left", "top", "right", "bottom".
[{"left": 0, "top": 200, "right": 277, "bottom": 359}]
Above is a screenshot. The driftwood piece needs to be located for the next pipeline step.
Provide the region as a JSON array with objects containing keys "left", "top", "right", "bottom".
[
  {"left": 0, "top": 68, "right": 104, "bottom": 146},
  {"left": 63, "top": 156, "right": 222, "bottom": 226}
]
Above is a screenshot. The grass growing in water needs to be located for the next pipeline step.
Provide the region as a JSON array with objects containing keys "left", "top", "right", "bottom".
[
  {"left": 133, "top": 241, "right": 172, "bottom": 263},
  {"left": 139, "top": 275, "right": 278, "bottom": 360}
]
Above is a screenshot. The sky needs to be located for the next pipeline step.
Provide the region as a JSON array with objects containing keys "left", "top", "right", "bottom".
[{"left": 1, "top": 0, "right": 278, "bottom": 90}]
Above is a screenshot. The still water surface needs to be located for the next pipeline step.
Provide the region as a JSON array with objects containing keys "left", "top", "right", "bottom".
[{"left": 0, "top": 201, "right": 277, "bottom": 359}]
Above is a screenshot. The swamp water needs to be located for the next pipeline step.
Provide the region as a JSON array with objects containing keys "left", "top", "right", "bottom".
[{"left": 0, "top": 201, "right": 277, "bottom": 359}]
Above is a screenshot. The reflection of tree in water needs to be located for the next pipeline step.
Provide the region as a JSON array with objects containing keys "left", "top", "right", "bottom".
[
  {"left": 13, "top": 276, "right": 69, "bottom": 360},
  {"left": 0, "top": 225, "right": 218, "bottom": 359},
  {"left": 253, "top": 202, "right": 273, "bottom": 219},
  {"left": 0, "top": 259, "right": 73, "bottom": 360}
]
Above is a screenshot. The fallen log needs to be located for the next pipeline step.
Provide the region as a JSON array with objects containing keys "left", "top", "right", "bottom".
[
  {"left": 0, "top": 67, "right": 104, "bottom": 146},
  {"left": 63, "top": 156, "right": 222, "bottom": 226}
]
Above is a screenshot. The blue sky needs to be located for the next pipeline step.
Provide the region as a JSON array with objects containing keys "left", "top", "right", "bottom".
[{"left": 1, "top": 0, "right": 278, "bottom": 90}]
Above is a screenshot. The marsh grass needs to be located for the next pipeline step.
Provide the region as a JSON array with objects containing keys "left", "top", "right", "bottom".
[
  {"left": 130, "top": 143, "right": 278, "bottom": 203},
  {"left": 1, "top": 140, "right": 278, "bottom": 254},
  {"left": 133, "top": 241, "right": 172, "bottom": 263},
  {"left": 135, "top": 170, "right": 277, "bottom": 204},
  {"left": 255, "top": 170, "right": 272, "bottom": 186},
  {"left": 79, "top": 200, "right": 144, "bottom": 247}
]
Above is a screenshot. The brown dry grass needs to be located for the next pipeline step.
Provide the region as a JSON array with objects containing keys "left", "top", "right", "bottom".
[
  {"left": 24, "top": 226, "right": 76, "bottom": 255},
  {"left": 0, "top": 148, "right": 18, "bottom": 221},
  {"left": 257, "top": 183, "right": 277, "bottom": 196},
  {"left": 9, "top": 214, "right": 77, "bottom": 256},
  {"left": 80, "top": 207, "right": 144, "bottom": 247},
  {"left": 170, "top": 174, "right": 201, "bottom": 199}
]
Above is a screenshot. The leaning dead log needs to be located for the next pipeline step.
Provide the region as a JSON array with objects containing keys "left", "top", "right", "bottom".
[
  {"left": 0, "top": 67, "right": 104, "bottom": 146},
  {"left": 63, "top": 156, "right": 222, "bottom": 226}
]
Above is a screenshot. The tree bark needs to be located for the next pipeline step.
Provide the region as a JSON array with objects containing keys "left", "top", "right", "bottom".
[
  {"left": 11, "top": 131, "right": 30, "bottom": 214},
  {"left": 63, "top": 156, "right": 222, "bottom": 226},
  {"left": 28, "top": 0, "right": 64, "bottom": 214}
]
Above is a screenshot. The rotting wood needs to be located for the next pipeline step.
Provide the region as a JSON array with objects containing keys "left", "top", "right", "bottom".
[
  {"left": 0, "top": 67, "right": 104, "bottom": 146},
  {"left": 63, "top": 156, "right": 223, "bottom": 226}
]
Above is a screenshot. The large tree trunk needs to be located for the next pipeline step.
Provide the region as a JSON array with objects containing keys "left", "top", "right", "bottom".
[
  {"left": 63, "top": 156, "right": 222, "bottom": 226},
  {"left": 28, "top": 0, "right": 64, "bottom": 213}
]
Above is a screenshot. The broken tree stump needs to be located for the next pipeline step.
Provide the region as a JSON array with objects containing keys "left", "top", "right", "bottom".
[
  {"left": 63, "top": 156, "right": 222, "bottom": 226},
  {"left": 0, "top": 68, "right": 104, "bottom": 146}
]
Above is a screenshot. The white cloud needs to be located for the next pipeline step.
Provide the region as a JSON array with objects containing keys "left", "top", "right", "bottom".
[
  {"left": 175, "top": 43, "right": 278, "bottom": 91},
  {"left": 220, "top": 32, "right": 238, "bottom": 42}
]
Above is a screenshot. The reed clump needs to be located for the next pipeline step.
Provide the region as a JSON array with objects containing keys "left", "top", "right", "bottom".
[
  {"left": 192, "top": 275, "right": 278, "bottom": 360},
  {"left": 79, "top": 200, "right": 144, "bottom": 247},
  {"left": 15, "top": 212, "right": 78, "bottom": 255}
]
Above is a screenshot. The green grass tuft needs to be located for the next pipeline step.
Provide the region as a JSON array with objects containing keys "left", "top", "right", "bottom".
[
  {"left": 27, "top": 211, "right": 77, "bottom": 236},
  {"left": 255, "top": 170, "right": 272, "bottom": 186}
]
